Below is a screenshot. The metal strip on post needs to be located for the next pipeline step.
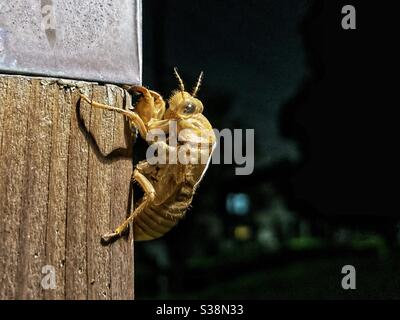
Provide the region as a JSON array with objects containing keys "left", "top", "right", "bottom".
[{"left": 0, "top": 0, "right": 142, "bottom": 85}]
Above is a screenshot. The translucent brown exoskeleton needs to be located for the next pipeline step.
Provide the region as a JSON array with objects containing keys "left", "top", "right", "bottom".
[{"left": 80, "top": 68, "right": 216, "bottom": 242}]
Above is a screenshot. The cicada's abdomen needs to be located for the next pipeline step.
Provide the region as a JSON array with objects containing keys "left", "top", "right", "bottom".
[{"left": 133, "top": 180, "right": 195, "bottom": 241}]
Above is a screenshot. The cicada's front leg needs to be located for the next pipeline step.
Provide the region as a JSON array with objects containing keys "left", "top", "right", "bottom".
[
  {"left": 129, "top": 86, "right": 166, "bottom": 123},
  {"left": 79, "top": 94, "right": 148, "bottom": 139},
  {"left": 131, "top": 86, "right": 171, "bottom": 134}
]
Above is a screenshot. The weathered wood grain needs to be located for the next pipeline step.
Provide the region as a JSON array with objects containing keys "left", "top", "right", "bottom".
[{"left": 0, "top": 75, "right": 134, "bottom": 300}]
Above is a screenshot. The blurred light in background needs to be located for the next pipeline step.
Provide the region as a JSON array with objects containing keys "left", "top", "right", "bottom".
[
  {"left": 234, "top": 225, "right": 252, "bottom": 241},
  {"left": 226, "top": 193, "right": 250, "bottom": 216}
]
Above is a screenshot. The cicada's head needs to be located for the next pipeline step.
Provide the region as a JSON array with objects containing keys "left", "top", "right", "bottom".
[{"left": 165, "top": 68, "right": 205, "bottom": 120}]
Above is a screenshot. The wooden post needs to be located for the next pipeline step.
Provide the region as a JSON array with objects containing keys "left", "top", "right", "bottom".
[{"left": 0, "top": 75, "right": 134, "bottom": 300}]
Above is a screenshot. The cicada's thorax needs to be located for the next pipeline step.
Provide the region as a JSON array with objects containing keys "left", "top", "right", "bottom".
[{"left": 133, "top": 115, "right": 216, "bottom": 241}]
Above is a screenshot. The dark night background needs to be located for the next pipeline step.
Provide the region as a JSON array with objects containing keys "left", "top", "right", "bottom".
[{"left": 134, "top": 0, "right": 400, "bottom": 299}]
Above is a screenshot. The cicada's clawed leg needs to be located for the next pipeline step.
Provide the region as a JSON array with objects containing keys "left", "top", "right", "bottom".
[
  {"left": 101, "top": 169, "right": 156, "bottom": 243},
  {"left": 130, "top": 86, "right": 154, "bottom": 103},
  {"left": 130, "top": 86, "right": 166, "bottom": 124},
  {"left": 79, "top": 94, "right": 148, "bottom": 139},
  {"left": 129, "top": 85, "right": 164, "bottom": 104}
]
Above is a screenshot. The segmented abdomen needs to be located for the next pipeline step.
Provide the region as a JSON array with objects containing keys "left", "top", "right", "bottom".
[{"left": 133, "top": 180, "right": 195, "bottom": 241}]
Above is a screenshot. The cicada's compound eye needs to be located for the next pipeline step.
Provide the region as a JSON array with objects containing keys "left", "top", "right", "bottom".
[{"left": 183, "top": 102, "right": 196, "bottom": 114}]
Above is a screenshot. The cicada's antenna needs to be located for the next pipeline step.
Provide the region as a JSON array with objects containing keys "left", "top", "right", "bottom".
[
  {"left": 173, "top": 67, "right": 185, "bottom": 96},
  {"left": 192, "top": 71, "right": 204, "bottom": 98}
]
